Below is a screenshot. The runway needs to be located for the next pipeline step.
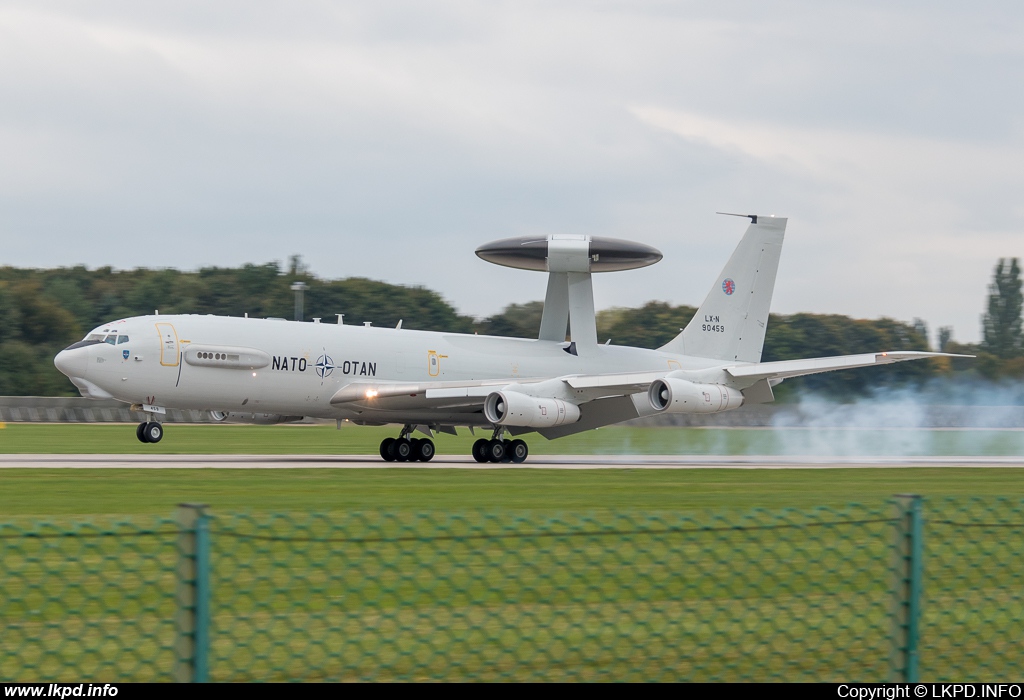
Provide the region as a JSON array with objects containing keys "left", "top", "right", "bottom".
[{"left": 2, "top": 454, "right": 1024, "bottom": 468}]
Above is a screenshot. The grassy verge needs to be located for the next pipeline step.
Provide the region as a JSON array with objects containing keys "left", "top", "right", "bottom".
[
  {"left": 2, "top": 467, "right": 1024, "bottom": 517},
  {"left": 2, "top": 422, "right": 1024, "bottom": 456}
]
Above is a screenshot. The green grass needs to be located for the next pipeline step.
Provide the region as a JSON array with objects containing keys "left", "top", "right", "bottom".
[
  {"left": 1, "top": 423, "right": 1024, "bottom": 517},
  {"left": 4, "top": 501, "right": 1022, "bottom": 681},
  {"left": 2, "top": 422, "right": 1024, "bottom": 456},
  {"left": 2, "top": 424, "right": 1024, "bottom": 681},
  {"left": 0, "top": 467, "right": 1022, "bottom": 517}
]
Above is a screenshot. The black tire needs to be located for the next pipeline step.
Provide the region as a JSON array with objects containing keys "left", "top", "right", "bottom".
[
  {"left": 472, "top": 438, "right": 490, "bottom": 463},
  {"left": 136, "top": 422, "right": 148, "bottom": 443},
  {"left": 380, "top": 437, "right": 396, "bottom": 462},
  {"left": 417, "top": 439, "right": 435, "bottom": 462},
  {"left": 394, "top": 438, "right": 413, "bottom": 462},
  {"left": 486, "top": 439, "right": 505, "bottom": 463},
  {"left": 501, "top": 439, "right": 514, "bottom": 463},
  {"left": 143, "top": 422, "right": 163, "bottom": 443},
  {"left": 510, "top": 439, "right": 529, "bottom": 464},
  {"left": 410, "top": 438, "right": 422, "bottom": 461}
]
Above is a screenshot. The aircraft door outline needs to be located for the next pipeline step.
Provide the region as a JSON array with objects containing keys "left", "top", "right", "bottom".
[
  {"left": 156, "top": 323, "right": 180, "bottom": 367},
  {"left": 427, "top": 350, "right": 448, "bottom": 377}
]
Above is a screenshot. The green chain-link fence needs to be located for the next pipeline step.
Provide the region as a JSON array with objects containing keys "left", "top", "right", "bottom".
[{"left": 2, "top": 497, "right": 1022, "bottom": 681}]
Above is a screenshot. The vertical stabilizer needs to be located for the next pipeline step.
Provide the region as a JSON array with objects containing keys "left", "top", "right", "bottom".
[{"left": 660, "top": 215, "right": 786, "bottom": 363}]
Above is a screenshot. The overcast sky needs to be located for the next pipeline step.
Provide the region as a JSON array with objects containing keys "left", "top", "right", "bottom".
[{"left": 2, "top": 1, "right": 1022, "bottom": 343}]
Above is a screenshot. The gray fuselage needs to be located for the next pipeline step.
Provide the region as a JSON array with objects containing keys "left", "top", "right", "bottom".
[{"left": 56, "top": 314, "right": 723, "bottom": 426}]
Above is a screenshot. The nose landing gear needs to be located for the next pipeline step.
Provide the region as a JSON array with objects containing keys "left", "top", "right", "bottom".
[
  {"left": 379, "top": 426, "right": 435, "bottom": 462},
  {"left": 136, "top": 421, "right": 163, "bottom": 443}
]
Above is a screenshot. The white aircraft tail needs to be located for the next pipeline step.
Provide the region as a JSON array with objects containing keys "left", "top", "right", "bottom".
[{"left": 659, "top": 215, "right": 786, "bottom": 363}]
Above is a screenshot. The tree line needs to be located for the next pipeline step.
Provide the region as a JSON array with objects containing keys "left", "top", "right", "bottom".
[{"left": 0, "top": 256, "right": 1020, "bottom": 398}]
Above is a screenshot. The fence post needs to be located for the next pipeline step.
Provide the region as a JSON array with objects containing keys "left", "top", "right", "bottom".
[
  {"left": 174, "top": 503, "right": 211, "bottom": 683},
  {"left": 891, "top": 494, "right": 923, "bottom": 682}
]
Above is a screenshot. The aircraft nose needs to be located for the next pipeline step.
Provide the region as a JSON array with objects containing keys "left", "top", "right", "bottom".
[{"left": 54, "top": 348, "right": 89, "bottom": 379}]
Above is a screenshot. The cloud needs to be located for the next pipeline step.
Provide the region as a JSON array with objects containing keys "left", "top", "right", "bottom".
[{"left": 0, "top": 1, "right": 1022, "bottom": 343}]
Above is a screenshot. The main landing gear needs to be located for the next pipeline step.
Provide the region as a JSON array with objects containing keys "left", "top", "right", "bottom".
[
  {"left": 472, "top": 428, "right": 528, "bottom": 464},
  {"left": 377, "top": 426, "right": 529, "bottom": 463},
  {"left": 136, "top": 421, "right": 163, "bottom": 444},
  {"left": 379, "top": 426, "right": 435, "bottom": 462}
]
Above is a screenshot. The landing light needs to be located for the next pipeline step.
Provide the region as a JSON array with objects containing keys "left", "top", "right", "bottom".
[{"left": 365, "top": 390, "right": 378, "bottom": 398}]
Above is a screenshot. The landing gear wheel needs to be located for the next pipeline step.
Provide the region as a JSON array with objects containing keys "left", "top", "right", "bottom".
[
  {"left": 416, "top": 439, "right": 435, "bottom": 462},
  {"left": 501, "top": 439, "right": 515, "bottom": 463},
  {"left": 486, "top": 439, "right": 505, "bottom": 463},
  {"left": 142, "top": 422, "right": 163, "bottom": 444},
  {"left": 394, "top": 438, "right": 413, "bottom": 462},
  {"left": 380, "top": 437, "right": 396, "bottom": 462},
  {"left": 136, "top": 422, "right": 148, "bottom": 443},
  {"left": 472, "top": 438, "right": 490, "bottom": 463},
  {"left": 509, "top": 439, "right": 529, "bottom": 464}
]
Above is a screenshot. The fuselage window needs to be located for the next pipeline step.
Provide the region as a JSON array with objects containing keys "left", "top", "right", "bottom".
[
  {"left": 117, "top": 336, "right": 129, "bottom": 344},
  {"left": 104, "top": 335, "right": 117, "bottom": 345}
]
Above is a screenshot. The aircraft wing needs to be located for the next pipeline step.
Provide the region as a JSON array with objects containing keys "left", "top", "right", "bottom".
[
  {"left": 328, "top": 351, "right": 969, "bottom": 416},
  {"left": 724, "top": 351, "right": 971, "bottom": 383},
  {"left": 557, "top": 351, "right": 967, "bottom": 395},
  {"left": 563, "top": 372, "right": 665, "bottom": 395},
  {"left": 330, "top": 378, "right": 516, "bottom": 405},
  {"left": 329, "top": 371, "right": 667, "bottom": 406}
]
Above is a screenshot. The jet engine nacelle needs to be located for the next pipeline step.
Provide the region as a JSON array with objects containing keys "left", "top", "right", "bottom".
[
  {"left": 483, "top": 391, "right": 581, "bottom": 428},
  {"left": 210, "top": 411, "right": 304, "bottom": 425},
  {"left": 648, "top": 378, "right": 744, "bottom": 414}
]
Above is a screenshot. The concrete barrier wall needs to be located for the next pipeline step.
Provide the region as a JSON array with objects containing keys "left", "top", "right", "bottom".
[
  {"left": 1, "top": 396, "right": 1021, "bottom": 428},
  {"left": 0, "top": 397, "right": 215, "bottom": 423}
]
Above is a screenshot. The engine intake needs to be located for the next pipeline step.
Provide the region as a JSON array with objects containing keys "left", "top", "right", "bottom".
[
  {"left": 210, "top": 411, "right": 304, "bottom": 425},
  {"left": 483, "top": 391, "right": 581, "bottom": 428},
  {"left": 648, "top": 378, "right": 743, "bottom": 414}
]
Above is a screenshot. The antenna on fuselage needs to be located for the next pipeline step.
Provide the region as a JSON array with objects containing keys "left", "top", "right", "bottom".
[{"left": 716, "top": 212, "right": 758, "bottom": 224}]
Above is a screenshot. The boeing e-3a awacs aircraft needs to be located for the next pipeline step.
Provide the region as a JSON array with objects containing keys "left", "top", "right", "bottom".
[{"left": 54, "top": 214, "right": 964, "bottom": 463}]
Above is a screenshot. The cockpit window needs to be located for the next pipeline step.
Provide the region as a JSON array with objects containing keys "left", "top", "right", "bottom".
[
  {"left": 67, "top": 330, "right": 126, "bottom": 351},
  {"left": 63, "top": 339, "right": 104, "bottom": 351}
]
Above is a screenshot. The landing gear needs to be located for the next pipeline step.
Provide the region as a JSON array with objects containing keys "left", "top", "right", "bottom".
[
  {"left": 379, "top": 427, "right": 434, "bottom": 462},
  {"left": 485, "top": 439, "right": 505, "bottom": 462},
  {"left": 472, "top": 438, "right": 490, "bottom": 463},
  {"left": 137, "top": 421, "right": 163, "bottom": 444},
  {"left": 472, "top": 429, "right": 529, "bottom": 463},
  {"left": 508, "top": 439, "right": 528, "bottom": 464},
  {"left": 394, "top": 438, "right": 414, "bottom": 462},
  {"left": 416, "top": 439, "right": 435, "bottom": 462}
]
